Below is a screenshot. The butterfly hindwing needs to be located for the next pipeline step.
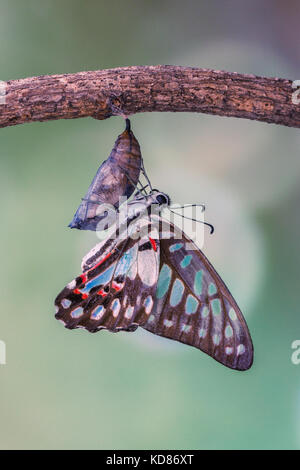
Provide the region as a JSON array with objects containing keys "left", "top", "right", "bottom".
[
  {"left": 55, "top": 222, "right": 160, "bottom": 333},
  {"left": 143, "top": 225, "right": 253, "bottom": 371}
]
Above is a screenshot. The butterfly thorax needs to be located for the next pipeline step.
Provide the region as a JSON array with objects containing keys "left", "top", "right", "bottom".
[{"left": 125, "top": 190, "right": 169, "bottom": 222}]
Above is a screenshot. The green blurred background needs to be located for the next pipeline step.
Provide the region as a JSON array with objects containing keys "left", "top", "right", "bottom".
[{"left": 0, "top": 0, "right": 299, "bottom": 450}]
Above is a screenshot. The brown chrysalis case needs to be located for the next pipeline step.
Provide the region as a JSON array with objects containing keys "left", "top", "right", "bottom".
[{"left": 69, "top": 119, "right": 142, "bottom": 231}]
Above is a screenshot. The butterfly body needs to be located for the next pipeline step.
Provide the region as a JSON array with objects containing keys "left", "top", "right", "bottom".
[{"left": 56, "top": 190, "right": 253, "bottom": 371}]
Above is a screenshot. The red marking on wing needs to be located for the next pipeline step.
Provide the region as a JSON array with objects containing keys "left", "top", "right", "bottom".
[
  {"left": 71, "top": 251, "right": 115, "bottom": 299},
  {"left": 97, "top": 289, "right": 108, "bottom": 297},
  {"left": 112, "top": 282, "right": 122, "bottom": 292},
  {"left": 87, "top": 251, "right": 114, "bottom": 274},
  {"left": 149, "top": 237, "right": 157, "bottom": 252},
  {"left": 72, "top": 289, "right": 88, "bottom": 300}
]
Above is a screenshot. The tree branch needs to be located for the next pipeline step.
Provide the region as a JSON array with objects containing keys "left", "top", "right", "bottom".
[{"left": 0, "top": 65, "right": 299, "bottom": 129}]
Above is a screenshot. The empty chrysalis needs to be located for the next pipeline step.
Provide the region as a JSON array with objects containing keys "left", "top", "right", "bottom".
[{"left": 69, "top": 119, "right": 143, "bottom": 231}]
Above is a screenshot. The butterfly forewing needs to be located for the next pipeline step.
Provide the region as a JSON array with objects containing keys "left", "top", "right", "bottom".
[
  {"left": 142, "top": 224, "right": 253, "bottom": 371},
  {"left": 55, "top": 221, "right": 160, "bottom": 333}
]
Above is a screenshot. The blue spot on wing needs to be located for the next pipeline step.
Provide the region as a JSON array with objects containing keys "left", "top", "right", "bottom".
[
  {"left": 81, "top": 264, "right": 115, "bottom": 293},
  {"left": 156, "top": 264, "right": 172, "bottom": 299},
  {"left": 208, "top": 282, "right": 217, "bottom": 296},
  {"left": 169, "top": 243, "right": 183, "bottom": 252},
  {"left": 91, "top": 305, "right": 105, "bottom": 319},
  {"left": 225, "top": 325, "right": 233, "bottom": 338},
  {"left": 71, "top": 307, "right": 84, "bottom": 319},
  {"left": 211, "top": 298, "right": 221, "bottom": 316},
  {"left": 144, "top": 296, "right": 152, "bottom": 308},
  {"left": 185, "top": 294, "right": 199, "bottom": 314},
  {"left": 114, "top": 246, "right": 137, "bottom": 277},
  {"left": 194, "top": 270, "right": 203, "bottom": 296},
  {"left": 180, "top": 255, "right": 192, "bottom": 268},
  {"left": 170, "top": 279, "right": 184, "bottom": 307}
]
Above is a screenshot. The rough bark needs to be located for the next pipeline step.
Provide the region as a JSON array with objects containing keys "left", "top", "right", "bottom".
[{"left": 0, "top": 65, "right": 299, "bottom": 129}]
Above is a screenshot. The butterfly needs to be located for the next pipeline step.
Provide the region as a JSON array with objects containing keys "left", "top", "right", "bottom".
[
  {"left": 55, "top": 190, "right": 253, "bottom": 371},
  {"left": 69, "top": 119, "right": 148, "bottom": 231}
]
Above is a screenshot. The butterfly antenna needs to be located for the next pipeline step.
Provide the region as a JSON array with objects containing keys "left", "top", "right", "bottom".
[
  {"left": 167, "top": 208, "right": 214, "bottom": 234},
  {"left": 170, "top": 203, "right": 205, "bottom": 213}
]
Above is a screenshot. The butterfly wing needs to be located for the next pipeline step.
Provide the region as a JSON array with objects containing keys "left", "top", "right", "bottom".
[
  {"left": 142, "top": 224, "right": 253, "bottom": 371},
  {"left": 55, "top": 223, "right": 159, "bottom": 333},
  {"left": 69, "top": 120, "right": 141, "bottom": 231}
]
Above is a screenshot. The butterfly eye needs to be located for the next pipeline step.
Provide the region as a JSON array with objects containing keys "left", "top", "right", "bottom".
[{"left": 156, "top": 194, "right": 169, "bottom": 206}]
